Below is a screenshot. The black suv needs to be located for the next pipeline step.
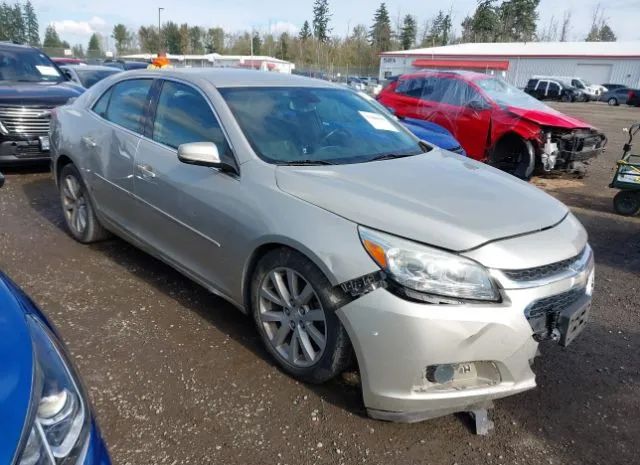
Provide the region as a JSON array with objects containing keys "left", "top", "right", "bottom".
[
  {"left": 0, "top": 43, "right": 84, "bottom": 165},
  {"left": 524, "top": 78, "right": 583, "bottom": 102}
]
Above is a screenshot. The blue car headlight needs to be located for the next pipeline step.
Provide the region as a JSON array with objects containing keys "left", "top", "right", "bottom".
[{"left": 16, "top": 315, "right": 90, "bottom": 465}]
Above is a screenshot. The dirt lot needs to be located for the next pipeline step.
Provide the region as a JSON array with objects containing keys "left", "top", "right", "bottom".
[{"left": 1, "top": 102, "right": 638, "bottom": 465}]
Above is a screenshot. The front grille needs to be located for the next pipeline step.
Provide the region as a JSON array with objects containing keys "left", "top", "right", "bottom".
[
  {"left": 502, "top": 250, "right": 584, "bottom": 282},
  {"left": 0, "top": 106, "right": 52, "bottom": 136},
  {"left": 525, "top": 287, "right": 585, "bottom": 338}
]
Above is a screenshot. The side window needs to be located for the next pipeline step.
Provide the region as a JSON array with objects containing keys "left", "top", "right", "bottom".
[
  {"left": 395, "top": 78, "right": 425, "bottom": 98},
  {"left": 536, "top": 80, "right": 547, "bottom": 91},
  {"left": 526, "top": 79, "right": 537, "bottom": 90},
  {"left": 152, "top": 80, "right": 231, "bottom": 157},
  {"left": 437, "top": 78, "right": 475, "bottom": 106},
  {"left": 92, "top": 87, "right": 112, "bottom": 117},
  {"left": 548, "top": 82, "right": 560, "bottom": 93},
  {"left": 99, "top": 79, "right": 152, "bottom": 133}
]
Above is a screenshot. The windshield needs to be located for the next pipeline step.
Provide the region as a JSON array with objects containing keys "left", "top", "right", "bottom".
[
  {"left": 219, "top": 87, "right": 423, "bottom": 165},
  {"left": 75, "top": 69, "right": 120, "bottom": 88},
  {"left": 476, "top": 77, "right": 552, "bottom": 111},
  {"left": 0, "top": 48, "right": 62, "bottom": 82}
]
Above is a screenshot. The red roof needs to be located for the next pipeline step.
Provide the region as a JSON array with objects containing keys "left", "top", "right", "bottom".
[{"left": 412, "top": 59, "right": 510, "bottom": 70}]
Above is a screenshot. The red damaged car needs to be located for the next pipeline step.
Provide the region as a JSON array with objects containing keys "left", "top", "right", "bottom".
[{"left": 378, "top": 70, "right": 606, "bottom": 179}]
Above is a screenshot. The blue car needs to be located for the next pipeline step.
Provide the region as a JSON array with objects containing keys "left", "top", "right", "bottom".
[
  {"left": 400, "top": 118, "right": 467, "bottom": 156},
  {"left": 0, "top": 271, "right": 111, "bottom": 465}
]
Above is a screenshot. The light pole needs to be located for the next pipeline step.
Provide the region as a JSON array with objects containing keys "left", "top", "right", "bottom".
[{"left": 158, "top": 7, "right": 164, "bottom": 53}]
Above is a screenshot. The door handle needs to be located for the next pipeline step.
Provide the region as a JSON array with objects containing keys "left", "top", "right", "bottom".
[
  {"left": 136, "top": 163, "right": 156, "bottom": 179},
  {"left": 81, "top": 136, "right": 97, "bottom": 147}
]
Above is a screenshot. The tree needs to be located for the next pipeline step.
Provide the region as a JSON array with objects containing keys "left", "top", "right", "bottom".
[
  {"left": 43, "top": 25, "right": 62, "bottom": 49},
  {"left": 138, "top": 26, "right": 159, "bottom": 52},
  {"left": 205, "top": 27, "right": 225, "bottom": 53},
  {"left": 163, "top": 22, "right": 181, "bottom": 54},
  {"left": 400, "top": 15, "right": 417, "bottom": 50},
  {"left": 178, "top": 23, "right": 190, "bottom": 53},
  {"left": 497, "top": 0, "right": 539, "bottom": 41},
  {"left": 299, "top": 20, "right": 312, "bottom": 41},
  {"left": 72, "top": 44, "right": 85, "bottom": 58},
  {"left": 370, "top": 3, "right": 392, "bottom": 52},
  {"left": 460, "top": 16, "right": 474, "bottom": 43},
  {"left": 61, "top": 40, "right": 70, "bottom": 49},
  {"left": 559, "top": 10, "right": 571, "bottom": 41},
  {"left": 277, "top": 32, "right": 290, "bottom": 60},
  {"left": 599, "top": 23, "right": 616, "bottom": 41},
  {"left": 312, "top": 0, "right": 331, "bottom": 42},
  {"left": 23, "top": 1, "right": 39, "bottom": 45},
  {"left": 471, "top": 0, "right": 499, "bottom": 42},
  {"left": 112, "top": 24, "right": 132, "bottom": 54},
  {"left": 87, "top": 33, "right": 102, "bottom": 54},
  {"left": 8, "top": 3, "right": 26, "bottom": 44},
  {"left": 251, "top": 31, "right": 262, "bottom": 55},
  {"left": 189, "top": 26, "right": 204, "bottom": 54}
]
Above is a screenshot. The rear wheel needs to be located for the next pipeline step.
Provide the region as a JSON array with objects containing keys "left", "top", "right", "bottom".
[
  {"left": 251, "top": 248, "right": 352, "bottom": 384},
  {"left": 59, "top": 164, "right": 110, "bottom": 243},
  {"left": 561, "top": 94, "right": 571, "bottom": 103},
  {"left": 608, "top": 97, "right": 618, "bottom": 106},
  {"left": 613, "top": 191, "right": 640, "bottom": 216}
]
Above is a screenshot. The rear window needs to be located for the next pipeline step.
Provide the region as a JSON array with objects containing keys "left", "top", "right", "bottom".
[
  {"left": 93, "top": 79, "right": 152, "bottom": 134},
  {"left": 76, "top": 69, "right": 120, "bottom": 88}
]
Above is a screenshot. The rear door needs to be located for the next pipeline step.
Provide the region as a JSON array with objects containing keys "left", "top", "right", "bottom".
[
  {"left": 86, "top": 78, "right": 153, "bottom": 229},
  {"left": 536, "top": 80, "right": 549, "bottom": 99},
  {"left": 133, "top": 79, "right": 240, "bottom": 293},
  {"left": 547, "top": 81, "right": 561, "bottom": 100},
  {"left": 387, "top": 76, "right": 427, "bottom": 119}
]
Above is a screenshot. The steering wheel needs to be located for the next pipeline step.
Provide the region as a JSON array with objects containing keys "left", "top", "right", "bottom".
[{"left": 320, "top": 127, "right": 351, "bottom": 145}]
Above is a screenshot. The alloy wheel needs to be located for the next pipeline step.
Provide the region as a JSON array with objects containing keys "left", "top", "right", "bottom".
[
  {"left": 61, "top": 174, "right": 88, "bottom": 235},
  {"left": 258, "top": 267, "right": 327, "bottom": 368}
]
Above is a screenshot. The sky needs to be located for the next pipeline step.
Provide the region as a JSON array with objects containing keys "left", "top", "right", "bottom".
[{"left": 31, "top": 0, "right": 640, "bottom": 50}]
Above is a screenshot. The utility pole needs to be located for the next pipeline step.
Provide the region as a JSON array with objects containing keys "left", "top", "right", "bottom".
[{"left": 158, "top": 7, "right": 164, "bottom": 52}]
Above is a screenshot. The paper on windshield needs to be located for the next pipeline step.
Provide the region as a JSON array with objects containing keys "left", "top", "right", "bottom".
[
  {"left": 35, "top": 65, "right": 59, "bottom": 77},
  {"left": 359, "top": 111, "right": 398, "bottom": 132}
]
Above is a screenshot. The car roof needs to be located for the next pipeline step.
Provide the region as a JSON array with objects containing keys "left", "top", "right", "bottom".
[
  {"left": 0, "top": 42, "right": 38, "bottom": 51},
  {"left": 64, "top": 65, "right": 122, "bottom": 72},
  {"left": 117, "top": 68, "right": 339, "bottom": 89},
  {"left": 399, "top": 69, "right": 492, "bottom": 81}
]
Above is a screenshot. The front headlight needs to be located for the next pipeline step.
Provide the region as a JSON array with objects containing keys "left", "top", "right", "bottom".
[
  {"left": 358, "top": 226, "right": 500, "bottom": 301},
  {"left": 17, "top": 316, "right": 90, "bottom": 465}
]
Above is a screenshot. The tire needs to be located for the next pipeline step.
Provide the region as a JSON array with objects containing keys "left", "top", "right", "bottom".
[
  {"left": 490, "top": 136, "right": 535, "bottom": 181},
  {"left": 613, "top": 191, "right": 640, "bottom": 216},
  {"left": 58, "top": 164, "right": 110, "bottom": 243},
  {"left": 608, "top": 97, "right": 618, "bottom": 106},
  {"left": 251, "top": 248, "right": 352, "bottom": 384},
  {"left": 561, "top": 94, "right": 571, "bottom": 103}
]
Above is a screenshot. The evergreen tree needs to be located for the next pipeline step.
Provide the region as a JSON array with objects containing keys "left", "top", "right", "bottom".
[
  {"left": 400, "top": 14, "right": 417, "bottom": 50},
  {"left": 87, "top": 33, "right": 102, "bottom": 54},
  {"left": 205, "top": 27, "right": 225, "bottom": 53},
  {"left": 9, "top": 4, "right": 26, "bottom": 44},
  {"left": 585, "top": 24, "right": 600, "bottom": 41},
  {"left": 43, "top": 25, "right": 62, "bottom": 49},
  {"left": 460, "top": 16, "right": 474, "bottom": 43},
  {"left": 61, "top": 40, "right": 70, "bottom": 49},
  {"left": 498, "top": 0, "right": 539, "bottom": 41},
  {"left": 599, "top": 23, "right": 616, "bottom": 41},
  {"left": 72, "top": 44, "right": 85, "bottom": 58},
  {"left": 471, "top": 0, "right": 499, "bottom": 42},
  {"left": 23, "top": 1, "right": 39, "bottom": 45},
  {"left": 251, "top": 31, "right": 262, "bottom": 55},
  {"left": 277, "top": 32, "right": 290, "bottom": 60},
  {"left": 299, "top": 20, "right": 312, "bottom": 41},
  {"left": 0, "top": 4, "right": 8, "bottom": 41},
  {"left": 189, "top": 26, "right": 204, "bottom": 54},
  {"left": 312, "top": 0, "right": 331, "bottom": 42},
  {"left": 370, "top": 3, "right": 392, "bottom": 52}
]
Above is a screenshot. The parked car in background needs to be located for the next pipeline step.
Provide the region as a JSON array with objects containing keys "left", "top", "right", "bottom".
[
  {"left": 601, "top": 83, "right": 627, "bottom": 92},
  {"left": 599, "top": 87, "right": 634, "bottom": 106},
  {"left": 51, "top": 57, "right": 87, "bottom": 66},
  {"left": 51, "top": 68, "right": 594, "bottom": 424},
  {"left": 533, "top": 76, "right": 602, "bottom": 101},
  {"left": 360, "top": 76, "right": 383, "bottom": 96},
  {"left": 102, "top": 59, "right": 149, "bottom": 71},
  {"left": 60, "top": 65, "right": 122, "bottom": 89},
  {"left": 0, "top": 42, "right": 84, "bottom": 165},
  {"left": 346, "top": 77, "right": 366, "bottom": 91},
  {"left": 525, "top": 78, "right": 584, "bottom": 102},
  {"left": 378, "top": 71, "right": 606, "bottom": 179},
  {"left": 0, "top": 270, "right": 112, "bottom": 465},
  {"left": 627, "top": 90, "right": 640, "bottom": 107}
]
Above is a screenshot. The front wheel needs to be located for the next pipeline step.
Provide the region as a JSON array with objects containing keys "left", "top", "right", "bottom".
[
  {"left": 608, "top": 97, "right": 618, "bottom": 106},
  {"left": 59, "top": 164, "right": 110, "bottom": 243},
  {"left": 613, "top": 190, "right": 640, "bottom": 216},
  {"left": 251, "top": 248, "right": 352, "bottom": 384},
  {"left": 561, "top": 94, "right": 571, "bottom": 103}
]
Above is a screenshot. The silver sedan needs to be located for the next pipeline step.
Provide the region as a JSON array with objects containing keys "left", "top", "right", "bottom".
[{"left": 50, "top": 69, "right": 594, "bottom": 424}]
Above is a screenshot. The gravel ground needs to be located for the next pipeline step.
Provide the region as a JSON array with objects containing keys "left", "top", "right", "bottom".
[{"left": 0, "top": 102, "right": 638, "bottom": 465}]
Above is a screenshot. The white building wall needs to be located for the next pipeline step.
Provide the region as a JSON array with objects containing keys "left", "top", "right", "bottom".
[{"left": 380, "top": 55, "right": 640, "bottom": 88}]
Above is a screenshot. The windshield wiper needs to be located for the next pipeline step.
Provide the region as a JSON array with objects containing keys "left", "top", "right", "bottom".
[
  {"left": 369, "top": 153, "right": 416, "bottom": 162},
  {"left": 279, "top": 160, "right": 336, "bottom": 166}
]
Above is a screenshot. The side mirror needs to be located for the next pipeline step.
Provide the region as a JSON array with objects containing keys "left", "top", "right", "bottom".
[
  {"left": 0, "top": 171, "right": 5, "bottom": 188},
  {"left": 178, "top": 142, "right": 236, "bottom": 173},
  {"left": 467, "top": 99, "right": 489, "bottom": 111}
]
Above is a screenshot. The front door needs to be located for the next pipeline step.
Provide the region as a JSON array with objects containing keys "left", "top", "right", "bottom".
[
  {"left": 87, "top": 78, "right": 153, "bottom": 229},
  {"left": 547, "top": 82, "right": 561, "bottom": 100},
  {"left": 133, "top": 79, "right": 240, "bottom": 296}
]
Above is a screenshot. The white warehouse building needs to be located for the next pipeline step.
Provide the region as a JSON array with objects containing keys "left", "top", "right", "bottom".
[{"left": 379, "top": 42, "right": 640, "bottom": 88}]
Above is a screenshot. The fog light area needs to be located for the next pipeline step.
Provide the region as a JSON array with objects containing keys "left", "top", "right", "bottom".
[{"left": 413, "top": 362, "right": 502, "bottom": 393}]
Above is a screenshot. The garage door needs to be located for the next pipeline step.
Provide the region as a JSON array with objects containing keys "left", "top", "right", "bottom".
[{"left": 576, "top": 64, "right": 613, "bottom": 85}]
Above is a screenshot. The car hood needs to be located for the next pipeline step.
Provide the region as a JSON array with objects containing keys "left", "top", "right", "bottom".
[
  {"left": 0, "top": 81, "right": 84, "bottom": 106},
  {"left": 276, "top": 150, "right": 568, "bottom": 252},
  {"left": 0, "top": 275, "right": 34, "bottom": 465},
  {"left": 507, "top": 105, "right": 592, "bottom": 129}
]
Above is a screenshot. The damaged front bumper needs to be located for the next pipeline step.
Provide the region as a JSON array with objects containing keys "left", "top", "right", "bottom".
[
  {"left": 540, "top": 129, "right": 607, "bottom": 172},
  {"left": 336, "top": 247, "right": 594, "bottom": 423}
]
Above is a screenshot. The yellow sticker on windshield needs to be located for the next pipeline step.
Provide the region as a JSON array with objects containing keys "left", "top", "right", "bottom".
[{"left": 359, "top": 111, "right": 399, "bottom": 132}]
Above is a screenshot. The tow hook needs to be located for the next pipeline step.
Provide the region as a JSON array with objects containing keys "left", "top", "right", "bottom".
[{"left": 541, "top": 133, "right": 558, "bottom": 171}]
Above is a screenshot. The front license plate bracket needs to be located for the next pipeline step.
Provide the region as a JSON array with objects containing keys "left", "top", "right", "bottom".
[{"left": 558, "top": 301, "right": 590, "bottom": 347}]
